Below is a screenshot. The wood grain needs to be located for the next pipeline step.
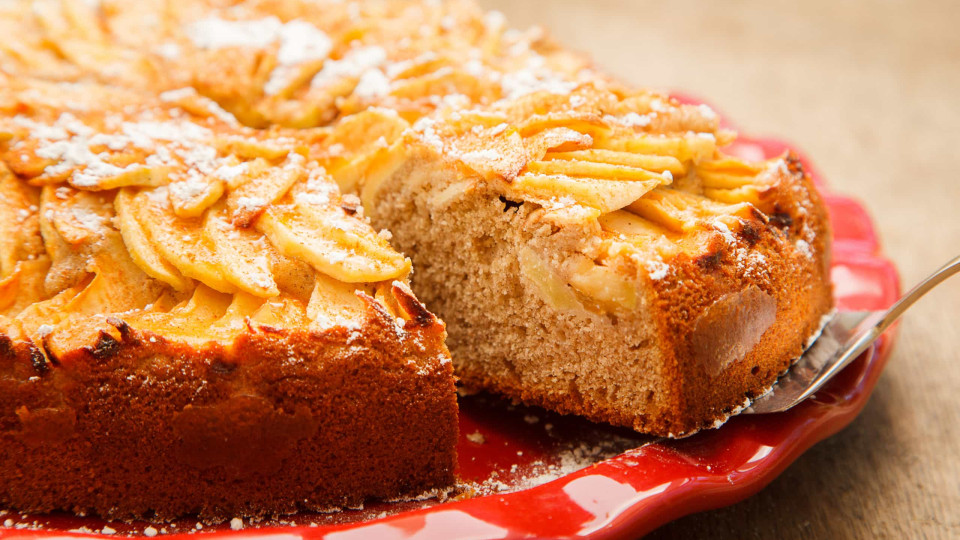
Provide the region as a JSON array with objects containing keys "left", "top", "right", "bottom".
[{"left": 478, "top": 0, "right": 960, "bottom": 537}]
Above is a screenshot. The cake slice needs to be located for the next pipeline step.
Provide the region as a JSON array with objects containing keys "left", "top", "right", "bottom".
[
  {"left": 336, "top": 84, "right": 833, "bottom": 437},
  {"left": 0, "top": 78, "right": 457, "bottom": 520}
]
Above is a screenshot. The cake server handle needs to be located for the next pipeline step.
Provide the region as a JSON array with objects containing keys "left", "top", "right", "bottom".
[{"left": 746, "top": 254, "right": 960, "bottom": 414}]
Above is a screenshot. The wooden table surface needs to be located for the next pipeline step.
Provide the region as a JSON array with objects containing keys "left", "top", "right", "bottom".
[{"left": 480, "top": 1, "right": 960, "bottom": 537}]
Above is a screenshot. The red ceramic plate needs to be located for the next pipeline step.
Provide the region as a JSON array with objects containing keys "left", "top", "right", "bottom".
[{"left": 0, "top": 104, "right": 899, "bottom": 540}]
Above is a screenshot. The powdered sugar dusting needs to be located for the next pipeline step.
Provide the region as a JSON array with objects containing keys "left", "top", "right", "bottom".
[
  {"left": 352, "top": 68, "right": 391, "bottom": 99},
  {"left": 311, "top": 46, "right": 387, "bottom": 88},
  {"left": 186, "top": 17, "right": 333, "bottom": 96},
  {"left": 500, "top": 65, "right": 578, "bottom": 99},
  {"left": 186, "top": 17, "right": 284, "bottom": 50},
  {"left": 604, "top": 112, "right": 653, "bottom": 128},
  {"left": 8, "top": 101, "right": 253, "bottom": 190},
  {"left": 411, "top": 116, "right": 445, "bottom": 151},
  {"left": 468, "top": 437, "right": 641, "bottom": 496}
]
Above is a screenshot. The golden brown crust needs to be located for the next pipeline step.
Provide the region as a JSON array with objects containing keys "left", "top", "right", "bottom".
[
  {"left": 0, "top": 296, "right": 457, "bottom": 521},
  {"left": 647, "top": 156, "right": 833, "bottom": 434}
]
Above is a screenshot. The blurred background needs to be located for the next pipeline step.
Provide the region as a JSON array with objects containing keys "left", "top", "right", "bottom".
[{"left": 479, "top": 0, "right": 960, "bottom": 537}]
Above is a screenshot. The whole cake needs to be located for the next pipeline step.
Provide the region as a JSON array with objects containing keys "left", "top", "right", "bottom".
[{"left": 0, "top": 0, "right": 832, "bottom": 521}]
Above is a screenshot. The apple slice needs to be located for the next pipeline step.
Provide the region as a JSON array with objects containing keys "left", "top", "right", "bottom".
[
  {"left": 126, "top": 284, "right": 233, "bottom": 343},
  {"left": 169, "top": 174, "right": 225, "bottom": 218},
  {"left": 0, "top": 259, "right": 50, "bottom": 318},
  {"left": 68, "top": 165, "right": 169, "bottom": 191},
  {"left": 257, "top": 202, "right": 409, "bottom": 284},
  {"left": 511, "top": 173, "right": 662, "bottom": 214},
  {"left": 202, "top": 203, "right": 279, "bottom": 297},
  {"left": 517, "top": 246, "right": 584, "bottom": 311},
  {"left": 0, "top": 165, "right": 43, "bottom": 277},
  {"left": 595, "top": 132, "right": 717, "bottom": 164},
  {"left": 61, "top": 252, "right": 163, "bottom": 320},
  {"left": 525, "top": 159, "right": 666, "bottom": 182},
  {"left": 134, "top": 187, "right": 235, "bottom": 293},
  {"left": 544, "top": 150, "right": 685, "bottom": 176},
  {"left": 206, "top": 292, "right": 265, "bottom": 336},
  {"left": 626, "top": 187, "right": 755, "bottom": 233},
  {"left": 14, "top": 276, "right": 90, "bottom": 338},
  {"left": 291, "top": 187, "right": 402, "bottom": 264},
  {"left": 214, "top": 136, "right": 295, "bottom": 161},
  {"left": 115, "top": 188, "right": 192, "bottom": 291},
  {"left": 565, "top": 255, "right": 638, "bottom": 311},
  {"left": 306, "top": 272, "right": 367, "bottom": 330},
  {"left": 325, "top": 109, "right": 409, "bottom": 155},
  {"left": 227, "top": 153, "right": 305, "bottom": 227},
  {"left": 249, "top": 295, "right": 309, "bottom": 329}
]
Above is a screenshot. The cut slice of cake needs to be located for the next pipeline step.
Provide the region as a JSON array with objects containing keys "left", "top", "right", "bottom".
[
  {"left": 0, "top": 78, "right": 457, "bottom": 521},
  {"left": 339, "top": 84, "right": 833, "bottom": 437}
]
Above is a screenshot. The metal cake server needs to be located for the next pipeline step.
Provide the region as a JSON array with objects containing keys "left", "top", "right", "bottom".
[{"left": 745, "top": 254, "right": 960, "bottom": 414}]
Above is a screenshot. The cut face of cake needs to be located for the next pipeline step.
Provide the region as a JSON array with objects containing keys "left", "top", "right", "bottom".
[
  {"left": 345, "top": 84, "right": 833, "bottom": 436},
  {"left": 0, "top": 78, "right": 457, "bottom": 520}
]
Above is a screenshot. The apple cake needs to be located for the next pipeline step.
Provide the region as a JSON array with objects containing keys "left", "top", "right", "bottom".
[
  {"left": 0, "top": 0, "right": 833, "bottom": 522},
  {"left": 0, "top": 76, "right": 457, "bottom": 520}
]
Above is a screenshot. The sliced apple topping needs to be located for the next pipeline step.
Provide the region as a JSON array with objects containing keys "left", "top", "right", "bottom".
[
  {"left": 38, "top": 186, "right": 113, "bottom": 293},
  {"left": 324, "top": 109, "right": 410, "bottom": 157},
  {"left": 57, "top": 254, "right": 162, "bottom": 323},
  {"left": 696, "top": 156, "right": 776, "bottom": 208},
  {"left": 125, "top": 284, "right": 234, "bottom": 343},
  {"left": 0, "top": 164, "right": 43, "bottom": 278},
  {"left": 510, "top": 173, "right": 663, "bottom": 214},
  {"left": 249, "top": 295, "right": 309, "bottom": 329},
  {"left": 524, "top": 159, "right": 667, "bottom": 183},
  {"left": 626, "top": 187, "right": 754, "bottom": 234},
  {"left": 133, "top": 186, "right": 236, "bottom": 294},
  {"left": 592, "top": 132, "right": 718, "bottom": 164},
  {"left": 205, "top": 292, "right": 265, "bottom": 335},
  {"left": 13, "top": 276, "right": 91, "bottom": 342},
  {"left": 257, "top": 196, "right": 410, "bottom": 284},
  {"left": 516, "top": 112, "right": 607, "bottom": 139},
  {"left": 0, "top": 37, "right": 453, "bottom": 350},
  {"left": 0, "top": 259, "right": 50, "bottom": 318},
  {"left": 169, "top": 173, "right": 225, "bottom": 218},
  {"left": 202, "top": 203, "right": 279, "bottom": 298},
  {"left": 227, "top": 152, "right": 306, "bottom": 227},
  {"left": 322, "top": 109, "right": 409, "bottom": 192},
  {"left": 213, "top": 136, "right": 296, "bottom": 161},
  {"left": 544, "top": 150, "right": 685, "bottom": 177},
  {"left": 115, "top": 188, "right": 192, "bottom": 292},
  {"left": 307, "top": 273, "right": 368, "bottom": 329},
  {"left": 521, "top": 128, "right": 595, "bottom": 164},
  {"left": 599, "top": 210, "right": 679, "bottom": 242},
  {"left": 697, "top": 157, "right": 765, "bottom": 188}
]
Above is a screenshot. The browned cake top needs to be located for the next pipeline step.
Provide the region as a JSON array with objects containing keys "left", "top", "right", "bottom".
[
  {"left": 0, "top": 76, "right": 429, "bottom": 365},
  {"left": 0, "top": 0, "right": 829, "bottom": 357}
]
